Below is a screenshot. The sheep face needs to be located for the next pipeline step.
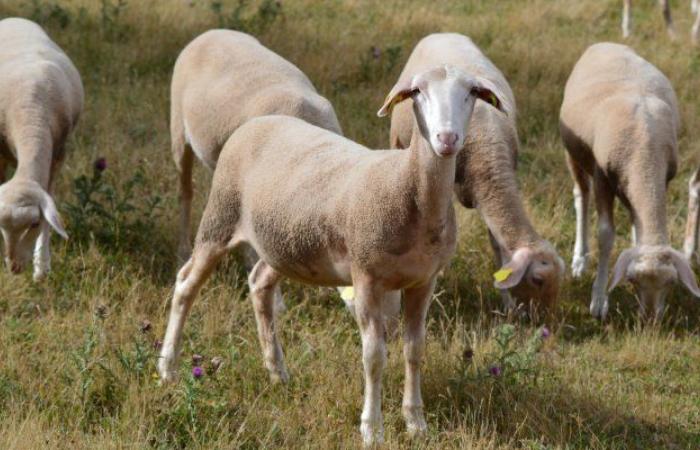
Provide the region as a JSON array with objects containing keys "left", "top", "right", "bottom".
[
  {"left": 509, "top": 248, "right": 565, "bottom": 310},
  {"left": 377, "top": 65, "right": 507, "bottom": 158},
  {"left": 609, "top": 245, "right": 700, "bottom": 321},
  {"left": 0, "top": 181, "right": 67, "bottom": 275},
  {"left": 494, "top": 244, "right": 564, "bottom": 313}
]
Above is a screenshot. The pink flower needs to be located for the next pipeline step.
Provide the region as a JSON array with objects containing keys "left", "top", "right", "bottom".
[
  {"left": 192, "top": 366, "right": 203, "bottom": 379},
  {"left": 541, "top": 327, "right": 551, "bottom": 339},
  {"left": 94, "top": 157, "right": 107, "bottom": 172},
  {"left": 489, "top": 366, "right": 502, "bottom": 377}
]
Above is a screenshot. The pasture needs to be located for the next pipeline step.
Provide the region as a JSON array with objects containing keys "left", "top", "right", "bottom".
[{"left": 0, "top": 0, "right": 699, "bottom": 448}]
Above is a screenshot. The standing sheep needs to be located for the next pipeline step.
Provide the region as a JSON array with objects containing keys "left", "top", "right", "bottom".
[
  {"left": 0, "top": 18, "right": 83, "bottom": 280},
  {"left": 170, "top": 29, "right": 342, "bottom": 262},
  {"left": 388, "top": 33, "right": 564, "bottom": 314},
  {"left": 560, "top": 42, "right": 700, "bottom": 321},
  {"left": 157, "top": 65, "right": 507, "bottom": 445}
]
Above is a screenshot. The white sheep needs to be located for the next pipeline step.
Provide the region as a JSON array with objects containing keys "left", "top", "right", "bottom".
[
  {"left": 157, "top": 65, "right": 506, "bottom": 445},
  {"left": 622, "top": 0, "right": 700, "bottom": 43},
  {"left": 560, "top": 42, "right": 700, "bottom": 321},
  {"left": 386, "top": 33, "right": 563, "bottom": 315},
  {"left": 170, "top": 29, "right": 342, "bottom": 262},
  {"left": 0, "top": 18, "right": 83, "bottom": 280}
]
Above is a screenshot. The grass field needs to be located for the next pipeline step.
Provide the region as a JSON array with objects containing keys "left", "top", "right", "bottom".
[{"left": 1, "top": 0, "right": 700, "bottom": 448}]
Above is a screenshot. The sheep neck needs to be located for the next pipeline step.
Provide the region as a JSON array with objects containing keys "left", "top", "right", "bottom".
[
  {"left": 13, "top": 139, "right": 51, "bottom": 189},
  {"left": 630, "top": 181, "right": 669, "bottom": 246},
  {"left": 406, "top": 117, "right": 456, "bottom": 227}
]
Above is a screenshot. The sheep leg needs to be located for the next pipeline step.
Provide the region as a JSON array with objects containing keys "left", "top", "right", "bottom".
[
  {"left": 590, "top": 170, "right": 615, "bottom": 320},
  {"left": 693, "top": 8, "right": 700, "bottom": 47},
  {"left": 683, "top": 168, "right": 700, "bottom": 261},
  {"left": 158, "top": 243, "right": 226, "bottom": 382},
  {"left": 32, "top": 222, "right": 51, "bottom": 282},
  {"left": 248, "top": 260, "right": 288, "bottom": 383},
  {"left": 567, "top": 155, "right": 591, "bottom": 278},
  {"left": 353, "top": 277, "right": 387, "bottom": 446},
  {"left": 382, "top": 290, "right": 402, "bottom": 340},
  {"left": 337, "top": 288, "right": 401, "bottom": 340},
  {"left": 176, "top": 144, "right": 194, "bottom": 264},
  {"left": 694, "top": 0, "right": 699, "bottom": 15},
  {"left": 33, "top": 158, "right": 62, "bottom": 282},
  {"left": 401, "top": 278, "right": 435, "bottom": 439},
  {"left": 623, "top": 0, "right": 632, "bottom": 38},
  {"left": 488, "top": 229, "right": 516, "bottom": 311},
  {"left": 659, "top": 0, "right": 676, "bottom": 38}
]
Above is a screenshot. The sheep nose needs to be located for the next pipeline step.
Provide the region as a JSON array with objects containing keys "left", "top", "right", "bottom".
[{"left": 437, "top": 132, "right": 458, "bottom": 147}]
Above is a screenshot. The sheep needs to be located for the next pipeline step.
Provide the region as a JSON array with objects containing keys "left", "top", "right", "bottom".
[
  {"left": 622, "top": 0, "right": 700, "bottom": 43},
  {"left": 170, "top": 29, "right": 342, "bottom": 263},
  {"left": 560, "top": 42, "right": 700, "bottom": 321},
  {"left": 157, "top": 65, "right": 507, "bottom": 445},
  {"left": 385, "top": 33, "right": 563, "bottom": 315},
  {"left": 0, "top": 18, "right": 83, "bottom": 281}
]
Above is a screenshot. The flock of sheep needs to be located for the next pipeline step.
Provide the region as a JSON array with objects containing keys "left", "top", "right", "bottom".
[{"left": 1, "top": 2, "right": 700, "bottom": 444}]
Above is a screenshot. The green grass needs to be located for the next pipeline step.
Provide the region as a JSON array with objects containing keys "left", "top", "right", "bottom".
[{"left": 1, "top": 0, "right": 700, "bottom": 448}]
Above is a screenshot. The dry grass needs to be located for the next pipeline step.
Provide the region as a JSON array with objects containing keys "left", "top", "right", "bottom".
[{"left": 0, "top": 0, "right": 699, "bottom": 448}]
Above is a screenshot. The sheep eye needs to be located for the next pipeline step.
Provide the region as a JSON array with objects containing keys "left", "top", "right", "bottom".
[{"left": 30, "top": 222, "right": 40, "bottom": 229}]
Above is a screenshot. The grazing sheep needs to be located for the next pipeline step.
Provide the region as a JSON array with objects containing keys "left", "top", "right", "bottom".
[
  {"left": 387, "top": 33, "right": 563, "bottom": 314},
  {"left": 0, "top": 18, "right": 83, "bottom": 280},
  {"left": 623, "top": 0, "right": 700, "bottom": 43},
  {"left": 170, "top": 29, "right": 342, "bottom": 262},
  {"left": 157, "top": 65, "right": 506, "bottom": 445},
  {"left": 560, "top": 42, "right": 700, "bottom": 321}
]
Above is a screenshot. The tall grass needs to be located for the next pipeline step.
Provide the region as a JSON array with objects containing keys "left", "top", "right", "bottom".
[{"left": 0, "top": 0, "right": 699, "bottom": 448}]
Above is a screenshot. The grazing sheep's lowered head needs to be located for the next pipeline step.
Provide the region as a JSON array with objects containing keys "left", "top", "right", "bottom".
[
  {"left": 609, "top": 245, "right": 700, "bottom": 320},
  {"left": 494, "top": 242, "right": 565, "bottom": 312},
  {"left": 378, "top": 64, "right": 506, "bottom": 157},
  {"left": 0, "top": 180, "right": 67, "bottom": 274}
]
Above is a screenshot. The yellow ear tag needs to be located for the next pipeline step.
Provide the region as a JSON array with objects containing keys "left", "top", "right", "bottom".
[
  {"left": 489, "top": 93, "right": 499, "bottom": 108},
  {"left": 340, "top": 286, "right": 355, "bottom": 301},
  {"left": 493, "top": 268, "right": 513, "bottom": 283}
]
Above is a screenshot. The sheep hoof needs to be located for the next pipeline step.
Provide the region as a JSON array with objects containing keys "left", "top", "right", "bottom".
[
  {"left": 571, "top": 255, "right": 587, "bottom": 278},
  {"left": 157, "top": 359, "right": 180, "bottom": 384},
  {"left": 404, "top": 408, "right": 428, "bottom": 439},
  {"left": 360, "top": 421, "right": 384, "bottom": 447},
  {"left": 269, "top": 368, "right": 289, "bottom": 384},
  {"left": 589, "top": 295, "right": 608, "bottom": 321},
  {"left": 32, "top": 269, "right": 47, "bottom": 282}
]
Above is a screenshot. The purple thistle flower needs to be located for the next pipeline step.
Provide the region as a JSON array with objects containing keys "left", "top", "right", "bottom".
[
  {"left": 94, "top": 157, "right": 107, "bottom": 173},
  {"left": 192, "top": 366, "right": 203, "bottom": 379},
  {"left": 489, "top": 366, "right": 502, "bottom": 377},
  {"left": 153, "top": 339, "right": 162, "bottom": 350},
  {"left": 541, "top": 327, "right": 551, "bottom": 339}
]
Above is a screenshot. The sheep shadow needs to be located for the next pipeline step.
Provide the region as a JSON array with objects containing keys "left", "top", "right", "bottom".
[{"left": 420, "top": 368, "right": 700, "bottom": 448}]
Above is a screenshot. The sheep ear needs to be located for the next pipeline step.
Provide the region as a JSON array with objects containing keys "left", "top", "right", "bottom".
[
  {"left": 608, "top": 248, "right": 638, "bottom": 292},
  {"left": 377, "top": 81, "right": 417, "bottom": 117},
  {"left": 494, "top": 247, "right": 533, "bottom": 289},
  {"left": 670, "top": 249, "right": 700, "bottom": 297},
  {"left": 40, "top": 191, "right": 68, "bottom": 240},
  {"left": 471, "top": 77, "right": 507, "bottom": 115}
]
